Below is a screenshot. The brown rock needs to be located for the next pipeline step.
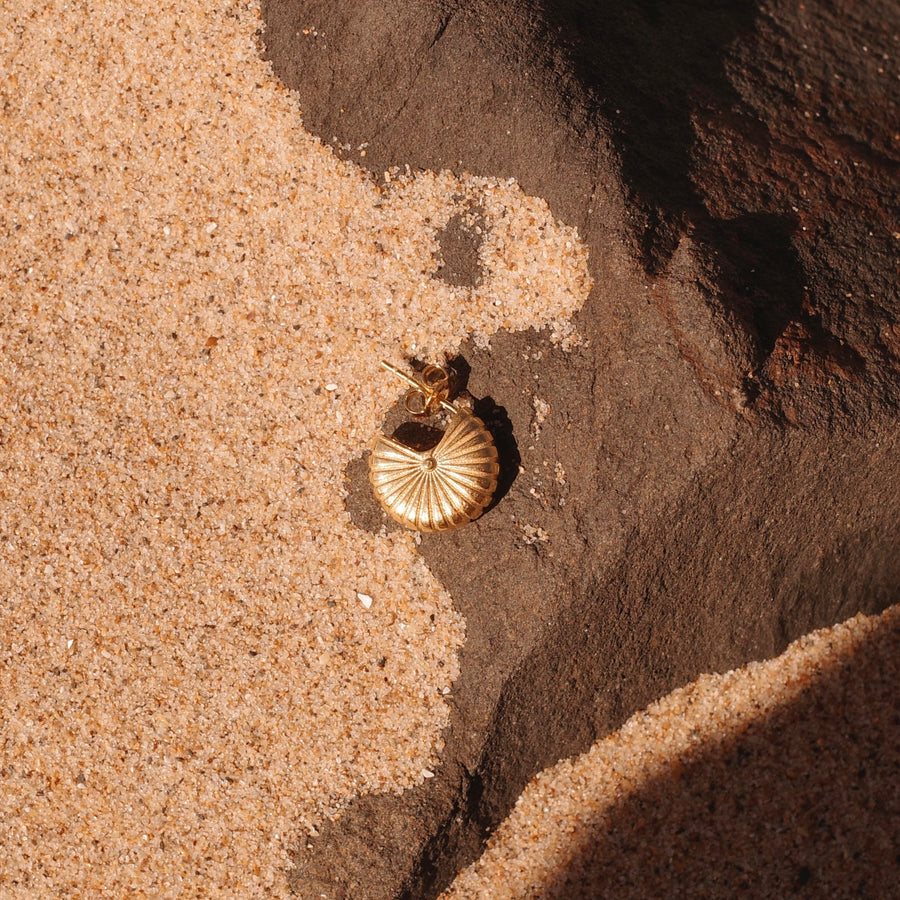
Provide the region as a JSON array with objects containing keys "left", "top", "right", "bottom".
[{"left": 261, "top": 0, "right": 900, "bottom": 896}]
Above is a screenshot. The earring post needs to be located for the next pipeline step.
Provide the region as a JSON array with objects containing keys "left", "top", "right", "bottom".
[
  {"left": 380, "top": 360, "right": 457, "bottom": 413},
  {"left": 380, "top": 360, "right": 421, "bottom": 391}
]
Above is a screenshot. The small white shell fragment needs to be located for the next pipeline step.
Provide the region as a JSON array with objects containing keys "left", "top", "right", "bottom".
[
  {"left": 356, "top": 592, "right": 373, "bottom": 609},
  {"left": 421, "top": 769, "right": 435, "bottom": 779},
  {"left": 325, "top": 383, "right": 338, "bottom": 392}
]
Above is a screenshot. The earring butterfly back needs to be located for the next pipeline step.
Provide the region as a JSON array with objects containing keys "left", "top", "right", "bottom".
[{"left": 369, "top": 360, "right": 500, "bottom": 532}]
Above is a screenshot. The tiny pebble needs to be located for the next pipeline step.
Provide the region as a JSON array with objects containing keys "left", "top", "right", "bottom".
[{"left": 357, "top": 592, "right": 373, "bottom": 609}]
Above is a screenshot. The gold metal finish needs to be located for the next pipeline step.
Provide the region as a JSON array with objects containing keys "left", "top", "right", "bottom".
[{"left": 370, "top": 361, "right": 500, "bottom": 532}]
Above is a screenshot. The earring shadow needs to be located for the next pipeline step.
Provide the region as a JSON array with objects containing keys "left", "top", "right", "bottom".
[{"left": 472, "top": 396, "right": 519, "bottom": 511}]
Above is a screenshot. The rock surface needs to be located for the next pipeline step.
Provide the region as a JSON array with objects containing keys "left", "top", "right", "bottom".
[{"left": 261, "top": 1, "right": 900, "bottom": 897}]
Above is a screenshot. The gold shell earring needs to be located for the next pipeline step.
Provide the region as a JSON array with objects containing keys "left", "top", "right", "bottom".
[{"left": 369, "top": 360, "right": 500, "bottom": 532}]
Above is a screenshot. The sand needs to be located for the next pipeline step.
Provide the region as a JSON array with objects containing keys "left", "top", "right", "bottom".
[
  {"left": 0, "top": 1, "right": 590, "bottom": 896},
  {"left": 443, "top": 604, "right": 899, "bottom": 898}
]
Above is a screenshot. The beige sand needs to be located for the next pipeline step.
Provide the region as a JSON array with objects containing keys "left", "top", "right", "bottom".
[
  {"left": 0, "top": 1, "right": 590, "bottom": 896},
  {"left": 443, "top": 604, "right": 899, "bottom": 898}
]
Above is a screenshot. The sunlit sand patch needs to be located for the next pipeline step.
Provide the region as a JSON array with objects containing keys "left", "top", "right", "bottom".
[{"left": 0, "top": 1, "right": 591, "bottom": 896}]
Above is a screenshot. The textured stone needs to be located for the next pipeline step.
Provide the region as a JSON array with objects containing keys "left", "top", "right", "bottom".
[{"left": 261, "top": 0, "right": 900, "bottom": 896}]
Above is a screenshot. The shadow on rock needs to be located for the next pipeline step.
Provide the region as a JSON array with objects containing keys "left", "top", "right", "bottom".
[
  {"left": 541, "top": 611, "right": 900, "bottom": 898},
  {"left": 472, "top": 396, "right": 519, "bottom": 511},
  {"left": 535, "top": 0, "right": 757, "bottom": 268}
]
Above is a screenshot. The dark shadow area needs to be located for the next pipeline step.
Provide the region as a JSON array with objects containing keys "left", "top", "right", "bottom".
[
  {"left": 542, "top": 611, "right": 900, "bottom": 898},
  {"left": 536, "top": 0, "right": 813, "bottom": 367},
  {"left": 392, "top": 421, "right": 446, "bottom": 452},
  {"left": 535, "top": 0, "right": 757, "bottom": 269},
  {"left": 343, "top": 452, "right": 394, "bottom": 534},
  {"left": 443, "top": 355, "right": 471, "bottom": 398},
  {"left": 692, "top": 211, "right": 806, "bottom": 363},
  {"left": 472, "top": 396, "right": 519, "bottom": 510}
]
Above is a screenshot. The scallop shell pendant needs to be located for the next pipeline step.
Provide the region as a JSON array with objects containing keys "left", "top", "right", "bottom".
[
  {"left": 370, "top": 411, "right": 500, "bottom": 532},
  {"left": 369, "top": 361, "right": 500, "bottom": 532}
]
